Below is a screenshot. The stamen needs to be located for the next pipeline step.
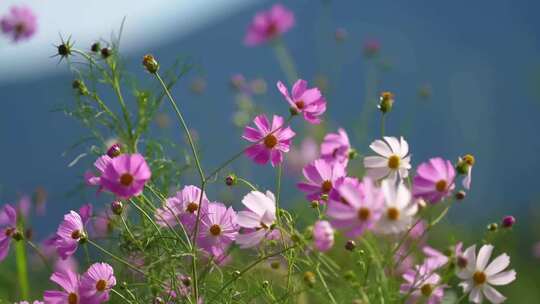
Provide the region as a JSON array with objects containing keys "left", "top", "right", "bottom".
[
  {"left": 473, "top": 271, "right": 486, "bottom": 285},
  {"left": 186, "top": 202, "right": 198, "bottom": 213},
  {"left": 387, "top": 155, "right": 400, "bottom": 169},
  {"left": 321, "top": 180, "right": 333, "bottom": 193},
  {"left": 120, "top": 173, "right": 134, "bottom": 186},
  {"left": 357, "top": 208, "right": 371, "bottom": 221},
  {"left": 435, "top": 180, "right": 447, "bottom": 192},
  {"left": 420, "top": 284, "right": 433, "bottom": 296},
  {"left": 387, "top": 207, "right": 400, "bottom": 221},
  {"left": 71, "top": 230, "right": 81, "bottom": 239},
  {"left": 264, "top": 135, "right": 278, "bottom": 149},
  {"left": 68, "top": 293, "right": 78, "bottom": 304},
  {"left": 96, "top": 279, "right": 107, "bottom": 291},
  {"left": 210, "top": 224, "right": 222, "bottom": 236}
]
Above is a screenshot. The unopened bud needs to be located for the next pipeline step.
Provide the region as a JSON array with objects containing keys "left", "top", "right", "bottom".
[
  {"left": 142, "top": 54, "right": 159, "bottom": 74},
  {"left": 111, "top": 201, "right": 123, "bottom": 215},
  {"left": 378, "top": 91, "right": 394, "bottom": 114},
  {"left": 232, "top": 270, "right": 241, "bottom": 278},
  {"left": 303, "top": 271, "right": 316, "bottom": 287},
  {"left": 72, "top": 79, "right": 89, "bottom": 96},
  {"left": 310, "top": 200, "right": 319, "bottom": 209},
  {"left": 101, "top": 47, "right": 112, "bottom": 59},
  {"left": 345, "top": 240, "right": 356, "bottom": 251},
  {"left": 455, "top": 190, "right": 466, "bottom": 201},
  {"left": 107, "top": 143, "right": 122, "bottom": 158},
  {"left": 91, "top": 42, "right": 101, "bottom": 53},
  {"left": 348, "top": 149, "right": 358, "bottom": 160},
  {"left": 487, "top": 223, "right": 498, "bottom": 232},
  {"left": 501, "top": 215, "right": 516, "bottom": 228},
  {"left": 225, "top": 174, "right": 237, "bottom": 186},
  {"left": 12, "top": 230, "right": 24, "bottom": 241},
  {"left": 262, "top": 280, "right": 270, "bottom": 288}
]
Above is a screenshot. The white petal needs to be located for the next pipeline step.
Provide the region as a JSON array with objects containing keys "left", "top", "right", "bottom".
[
  {"left": 485, "top": 253, "right": 510, "bottom": 276},
  {"left": 241, "top": 191, "right": 275, "bottom": 217},
  {"left": 369, "top": 139, "right": 392, "bottom": 157},
  {"left": 469, "top": 286, "right": 483, "bottom": 303},
  {"left": 383, "top": 136, "right": 401, "bottom": 155},
  {"left": 463, "top": 244, "right": 477, "bottom": 273},
  {"left": 237, "top": 211, "right": 261, "bottom": 228},
  {"left": 395, "top": 182, "right": 411, "bottom": 209},
  {"left": 399, "top": 136, "right": 409, "bottom": 157},
  {"left": 363, "top": 156, "right": 388, "bottom": 168},
  {"left": 366, "top": 167, "right": 390, "bottom": 180},
  {"left": 483, "top": 285, "right": 506, "bottom": 304},
  {"left": 477, "top": 244, "right": 494, "bottom": 271},
  {"left": 459, "top": 280, "right": 473, "bottom": 292},
  {"left": 488, "top": 270, "right": 516, "bottom": 286}
]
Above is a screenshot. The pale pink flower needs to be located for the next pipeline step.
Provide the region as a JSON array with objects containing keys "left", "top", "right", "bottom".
[
  {"left": 0, "top": 6, "right": 37, "bottom": 42},
  {"left": 320, "top": 128, "right": 351, "bottom": 166},
  {"left": 413, "top": 157, "right": 456, "bottom": 204},
  {"left": 197, "top": 202, "right": 238, "bottom": 257},
  {"left": 313, "top": 220, "right": 334, "bottom": 252},
  {"left": 400, "top": 262, "right": 446, "bottom": 304},
  {"left": 155, "top": 185, "right": 209, "bottom": 233},
  {"left": 244, "top": 4, "right": 294, "bottom": 46}
]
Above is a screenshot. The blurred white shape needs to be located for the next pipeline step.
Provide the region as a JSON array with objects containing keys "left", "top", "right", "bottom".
[{"left": 0, "top": 0, "right": 260, "bottom": 83}]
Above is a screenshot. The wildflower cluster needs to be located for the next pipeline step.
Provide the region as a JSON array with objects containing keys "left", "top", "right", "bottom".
[{"left": 0, "top": 3, "right": 518, "bottom": 304}]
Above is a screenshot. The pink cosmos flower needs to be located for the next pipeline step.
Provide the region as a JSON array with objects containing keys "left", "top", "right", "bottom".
[
  {"left": 0, "top": 6, "right": 37, "bottom": 42},
  {"left": 100, "top": 153, "right": 152, "bottom": 199},
  {"left": 197, "top": 202, "right": 238, "bottom": 257},
  {"left": 43, "top": 267, "right": 81, "bottom": 304},
  {"left": 277, "top": 79, "right": 327, "bottom": 124},
  {"left": 313, "top": 220, "right": 334, "bottom": 252},
  {"left": 92, "top": 210, "right": 113, "bottom": 238},
  {"left": 155, "top": 185, "right": 209, "bottom": 233},
  {"left": 243, "top": 114, "right": 295, "bottom": 167},
  {"left": 84, "top": 155, "right": 112, "bottom": 191},
  {"left": 400, "top": 262, "right": 446, "bottom": 304},
  {"left": 413, "top": 157, "right": 456, "bottom": 204},
  {"left": 236, "top": 190, "right": 277, "bottom": 248},
  {"left": 423, "top": 246, "right": 449, "bottom": 270},
  {"left": 320, "top": 128, "right": 351, "bottom": 166},
  {"left": 286, "top": 137, "right": 319, "bottom": 174},
  {"left": 54, "top": 210, "right": 88, "bottom": 259},
  {"left": 297, "top": 159, "right": 346, "bottom": 203},
  {"left": 80, "top": 262, "right": 116, "bottom": 303},
  {"left": 326, "top": 177, "right": 384, "bottom": 238},
  {"left": 0, "top": 204, "right": 17, "bottom": 262},
  {"left": 244, "top": 4, "right": 294, "bottom": 46}
]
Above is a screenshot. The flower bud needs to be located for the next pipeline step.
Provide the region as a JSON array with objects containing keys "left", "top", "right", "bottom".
[
  {"left": 270, "top": 261, "right": 280, "bottom": 269},
  {"left": 232, "top": 270, "right": 241, "bottom": 278},
  {"left": 455, "top": 190, "right": 466, "bottom": 201},
  {"left": 289, "top": 107, "right": 299, "bottom": 116},
  {"left": 310, "top": 200, "right": 319, "bottom": 209},
  {"left": 72, "top": 79, "right": 89, "bottom": 96},
  {"left": 181, "top": 275, "right": 191, "bottom": 286},
  {"left": 487, "top": 223, "right": 498, "bottom": 232},
  {"left": 111, "top": 201, "right": 123, "bottom": 215},
  {"left": 107, "top": 143, "right": 122, "bottom": 158},
  {"left": 348, "top": 148, "right": 358, "bottom": 160},
  {"left": 142, "top": 54, "right": 159, "bottom": 74},
  {"left": 101, "top": 47, "right": 112, "bottom": 59},
  {"left": 225, "top": 174, "right": 237, "bottom": 186},
  {"left": 12, "top": 230, "right": 24, "bottom": 241},
  {"left": 320, "top": 194, "right": 329, "bottom": 202},
  {"left": 378, "top": 91, "right": 394, "bottom": 114},
  {"left": 303, "top": 271, "right": 316, "bottom": 287},
  {"left": 343, "top": 270, "right": 355, "bottom": 281},
  {"left": 91, "top": 42, "right": 101, "bottom": 53},
  {"left": 57, "top": 43, "right": 72, "bottom": 58},
  {"left": 501, "top": 215, "right": 516, "bottom": 228},
  {"left": 153, "top": 297, "right": 165, "bottom": 304},
  {"left": 261, "top": 280, "right": 270, "bottom": 288},
  {"left": 345, "top": 240, "right": 356, "bottom": 251}
]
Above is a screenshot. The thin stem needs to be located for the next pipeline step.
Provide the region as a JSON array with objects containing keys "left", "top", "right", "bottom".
[
  {"left": 87, "top": 239, "right": 145, "bottom": 276},
  {"left": 14, "top": 240, "right": 29, "bottom": 299},
  {"left": 237, "top": 177, "right": 258, "bottom": 191},
  {"left": 111, "top": 288, "right": 134, "bottom": 304},
  {"left": 316, "top": 264, "right": 338, "bottom": 304},
  {"left": 155, "top": 72, "right": 205, "bottom": 183},
  {"left": 26, "top": 240, "right": 52, "bottom": 272},
  {"left": 190, "top": 181, "right": 207, "bottom": 302},
  {"left": 129, "top": 199, "right": 162, "bottom": 236},
  {"left": 272, "top": 39, "right": 298, "bottom": 85},
  {"left": 381, "top": 114, "right": 386, "bottom": 137},
  {"left": 275, "top": 163, "right": 283, "bottom": 225}
]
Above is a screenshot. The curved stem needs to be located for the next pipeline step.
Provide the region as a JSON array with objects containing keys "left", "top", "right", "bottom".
[
  {"left": 87, "top": 239, "right": 145, "bottom": 276},
  {"left": 26, "top": 240, "right": 52, "bottom": 272}
]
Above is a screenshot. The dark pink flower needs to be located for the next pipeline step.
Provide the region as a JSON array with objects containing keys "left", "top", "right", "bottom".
[
  {"left": 100, "top": 153, "right": 152, "bottom": 199},
  {"left": 313, "top": 220, "right": 334, "bottom": 252},
  {"left": 413, "top": 157, "right": 456, "bottom": 204},
  {"left": 320, "top": 128, "right": 351, "bottom": 165},
  {"left": 243, "top": 114, "right": 295, "bottom": 167},
  {"left": 155, "top": 185, "right": 209, "bottom": 233},
  {"left": 0, "top": 204, "right": 17, "bottom": 262},
  {"left": 244, "top": 4, "right": 294, "bottom": 46},
  {"left": 0, "top": 6, "right": 37, "bottom": 42},
  {"left": 54, "top": 210, "right": 88, "bottom": 259},
  {"left": 277, "top": 79, "right": 327, "bottom": 124},
  {"left": 297, "top": 159, "right": 346, "bottom": 202},
  {"left": 80, "top": 262, "right": 116, "bottom": 303},
  {"left": 43, "top": 267, "right": 81, "bottom": 304},
  {"left": 326, "top": 177, "right": 384, "bottom": 238},
  {"left": 197, "top": 202, "right": 238, "bottom": 257}
]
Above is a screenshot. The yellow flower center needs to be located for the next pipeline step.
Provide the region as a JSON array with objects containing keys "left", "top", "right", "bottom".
[
  {"left": 120, "top": 173, "right": 134, "bottom": 186},
  {"left": 96, "top": 279, "right": 107, "bottom": 291},
  {"left": 420, "top": 284, "right": 433, "bottom": 296},
  {"left": 321, "top": 180, "right": 333, "bottom": 193},
  {"left": 357, "top": 207, "right": 371, "bottom": 221},
  {"left": 210, "top": 224, "right": 221, "bottom": 236},
  {"left": 473, "top": 271, "right": 486, "bottom": 285},
  {"left": 435, "top": 180, "right": 447, "bottom": 192},
  {"left": 186, "top": 202, "right": 198, "bottom": 213},
  {"left": 387, "top": 155, "right": 400, "bottom": 169},
  {"left": 387, "top": 207, "right": 400, "bottom": 221},
  {"left": 68, "top": 292, "right": 78, "bottom": 304},
  {"left": 264, "top": 135, "right": 278, "bottom": 149}
]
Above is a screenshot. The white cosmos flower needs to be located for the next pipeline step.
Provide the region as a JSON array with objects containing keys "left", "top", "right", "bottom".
[
  {"left": 363, "top": 136, "right": 411, "bottom": 183},
  {"left": 458, "top": 244, "right": 516, "bottom": 304},
  {"left": 374, "top": 180, "right": 417, "bottom": 234}
]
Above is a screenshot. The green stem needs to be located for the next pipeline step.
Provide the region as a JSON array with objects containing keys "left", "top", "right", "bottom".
[
  {"left": 15, "top": 240, "right": 29, "bottom": 299},
  {"left": 272, "top": 39, "right": 298, "bottom": 85},
  {"left": 275, "top": 163, "right": 283, "bottom": 225},
  {"left": 237, "top": 177, "right": 258, "bottom": 191},
  {"left": 155, "top": 72, "right": 205, "bottom": 183},
  {"left": 87, "top": 239, "right": 145, "bottom": 276},
  {"left": 316, "top": 264, "right": 338, "bottom": 304},
  {"left": 381, "top": 114, "right": 386, "bottom": 137},
  {"left": 129, "top": 199, "right": 162, "bottom": 236},
  {"left": 111, "top": 288, "right": 134, "bottom": 304},
  {"left": 27, "top": 240, "right": 52, "bottom": 272}
]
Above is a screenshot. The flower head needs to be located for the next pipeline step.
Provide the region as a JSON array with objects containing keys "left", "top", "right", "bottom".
[
  {"left": 197, "top": 202, "right": 238, "bottom": 257},
  {"left": 0, "top": 204, "right": 18, "bottom": 262},
  {"left": 243, "top": 114, "right": 295, "bottom": 167},
  {"left": 244, "top": 4, "right": 294, "bottom": 46},
  {"left": 313, "top": 220, "right": 334, "bottom": 252},
  {"left": 364, "top": 136, "right": 411, "bottom": 183},
  {"left": 298, "top": 159, "right": 346, "bottom": 203},
  {"left": 236, "top": 190, "right": 277, "bottom": 248},
  {"left": 277, "top": 79, "right": 327, "bottom": 124},
  {"left": 43, "top": 267, "right": 81, "bottom": 304},
  {"left": 84, "top": 155, "right": 112, "bottom": 191},
  {"left": 54, "top": 210, "right": 88, "bottom": 259},
  {"left": 0, "top": 6, "right": 37, "bottom": 42},
  {"left": 457, "top": 244, "right": 516, "bottom": 304},
  {"left": 326, "top": 177, "right": 384, "bottom": 237},
  {"left": 375, "top": 180, "right": 417, "bottom": 235},
  {"left": 80, "top": 262, "right": 116, "bottom": 303},
  {"left": 400, "top": 262, "right": 446, "bottom": 304},
  {"left": 100, "top": 153, "right": 152, "bottom": 199},
  {"left": 413, "top": 157, "right": 456, "bottom": 204},
  {"left": 155, "top": 185, "right": 209, "bottom": 233},
  {"left": 320, "top": 128, "right": 351, "bottom": 166},
  {"left": 423, "top": 246, "right": 449, "bottom": 270}
]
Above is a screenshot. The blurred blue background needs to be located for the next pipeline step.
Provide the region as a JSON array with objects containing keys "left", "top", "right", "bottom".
[{"left": 1, "top": 0, "right": 540, "bottom": 246}]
